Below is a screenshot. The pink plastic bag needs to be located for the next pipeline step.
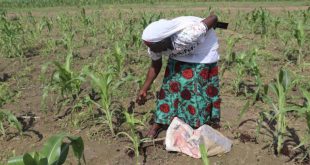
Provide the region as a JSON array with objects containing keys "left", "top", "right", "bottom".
[{"left": 165, "top": 117, "right": 232, "bottom": 158}]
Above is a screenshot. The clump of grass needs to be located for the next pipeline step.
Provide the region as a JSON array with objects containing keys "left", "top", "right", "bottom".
[{"left": 0, "top": 83, "right": 16, "bottom": 107}]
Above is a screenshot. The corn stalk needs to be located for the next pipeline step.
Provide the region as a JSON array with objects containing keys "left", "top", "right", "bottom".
[
  {"left": 293, "top": 20, "right": 305, "bottom": 70},
  {"left": 117, "top": 110, "right": 146, "bottom": 165},
  {"left": 89, "top": 71, "right": 115, "bottom": 136},
  {"left": 264, "top": 69, "right": 297, "bottom": 155}
]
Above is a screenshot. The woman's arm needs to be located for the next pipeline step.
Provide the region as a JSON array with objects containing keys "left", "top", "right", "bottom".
[
  {"left": 171, "top": 14, "right": 218, "bottom": 56},
  {"left": 201, "top": 14, "right": 218, "bottom": 29},
  {"left": 136, "top": 58, "right": 162, "bottom": 105}
]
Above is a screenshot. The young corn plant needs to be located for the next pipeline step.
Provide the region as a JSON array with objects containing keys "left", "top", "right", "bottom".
[
  {"left": 89, "top": 71, "right": 115, "bottom": 136},
  {"left": 39, "top": 16, "right": 53, "bottom": 33},
  {"left": 232, "top": 49, "right": 262, "bottom": 97},
  {"left": 41, "top": 52, "right": 86, "bottom": 111},
  {"left": 293, "top": 20, "right": 305, "bottom": 69},
  {"left": 56, "top": 14, "right": 75, "bottom": 55},
  {"left": 246, "top": 8, "right": 270, "bottom": 36},
  {"left": 292, "top": 88, "right": 310, "bottom": 162},
  {"left": 61, "top": 30, "right": 75, "bottom": 55},
  {"left": 199, "top": 141, "right": 210, "bottom": 165},
  {"left": 0, "top": 110, "right": 22, "bottom": 137},
  {"left": 0, "top": 12, "right": 24, "bottom": 58},
  {"left": 272, "top": 17, "right": 281, "bottom": 38},
  {"left": 264, "top": 69, "right": 297, "bottom": 155},
  {"left": 233, "top": 53, "right": 246, "bottom": 96},
  {"left": 70, "top": 95, "right": 94, "bottom": 128},
  {"left": 117, "top": 110, "right": 146, "bottom": 165},
  {"left": 303, "top": 90, "right": 310, "bottom": 133},
  {"left": 8, "top": 133, "right": 85, "bottom": 165},
  {"left": 112, "top": 42, "right": 126, "bottom": 77},
  {"left": 79, "top": 8, "right": 95, "bottom": 45},
  {"left": 246, "top": 49, "right": 264, "bottom": 104},
  {"left": 234, "top": 10, "right": 242, "bottom": 31},
  {"left": 25, "top": 12, "right": 40, "bottom": 41},
  {"left": 302, "top": 88, "right": 310, "bottom": 161},
  {"left": 220, "top": 35, "right": 241, "bottom": 77},
  {"left": 299, "top": 88, "right": 310, "bottom": 135},
  {"left": 140, "top": 12, "right": 162, "bottom": 29}
]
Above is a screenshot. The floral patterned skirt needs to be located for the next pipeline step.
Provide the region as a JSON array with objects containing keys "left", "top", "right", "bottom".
[{"left": 155, "top": 58, "right": 221, "bottom": 128}]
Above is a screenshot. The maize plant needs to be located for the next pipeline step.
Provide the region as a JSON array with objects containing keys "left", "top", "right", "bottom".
[
  {"left": 140, "top": 12, "right": 162, "bottom": 29},
  {"left": 233, "top": 49, "right": 261, "bottom": 96},
  {"left": 289, "top": 88, "right": 310, "bottom": 163},
  {"left": 234, "top": 10, "right": 242, "bottom": 31},
  {"left": 220, "top": 35, "right": 241, "bottom": 77},
  {"left": 233, "top": 53, "right": 246, "bottom": 96},
  {"left": 56, "top": 14, "right": 76, "bottom": 54},
  {"left": 246, "top": 49, "right": 264, "bottom": 104},
  {"left": 89, "top": 71, "right": 115, "bottom": 136},
  {"left": 0, "top": 109, "right": 22, "bottom": 137},
  {"left": 0, "top": 12, "right": 24, "bottom": 58},
  {"left": 79, "top": 8, "right": 93, "bottom": 27},
  {"left": 263, "top": 69, "right": 297, "bottom": 155},
  {"left": 25, "top": 12, "right": 40, "bottom": 41},
  {"left": 112, "top": 42, "right": 126, "bottom": 77},
  {"left": 103, "top": 20, "right": 116, "bottom": 41},
  {"left": 8, "top": 133, "right": 85, "bottom": 165},
  {"left": 39, "top": 16, "right": 53, "bottom": 33},
  {"left": 79, "top": 8, "right": 95, "bottom": 45},
  {"left": 70, "top": 95, "right": 94, "bottom": 128},
  {"left": 60, "top": 29, "right": 75, "bottom": 55},
  {"left": 272, "top": 17, "right": 281, "bottom": 38},
  {"left": 199, "top": 141, "right": 210, "bottom": 165},
  {"left": 293, "top": 20, "right": 305, "bottom": 68},
  {"left": 126, "top": 18, "right": 142, "bottom": 49},
  {"left": 117, "top": 110, "right": 146, "bottom": 165},
  {"left": 246, "top": 8, "right": 270, "bottom": 36},
  {"left": 41, "top": 53, "right": 86, "bottom": 110},
  {"left": 299, "top": 88, "right": 310, "bottom": 162}
]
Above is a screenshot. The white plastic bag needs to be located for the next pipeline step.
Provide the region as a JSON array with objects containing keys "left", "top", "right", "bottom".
[{"left": 165, "top": 117, "right": 232, "bottom": 158}]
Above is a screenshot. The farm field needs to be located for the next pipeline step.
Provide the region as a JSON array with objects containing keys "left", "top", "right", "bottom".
[{"left": 0, "top": 1, "right": 310, "bottom": 165}]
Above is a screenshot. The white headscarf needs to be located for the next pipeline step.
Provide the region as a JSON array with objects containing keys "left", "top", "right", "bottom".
[{"left": 142, "top": 16, "right": 204, "bottom": 43}]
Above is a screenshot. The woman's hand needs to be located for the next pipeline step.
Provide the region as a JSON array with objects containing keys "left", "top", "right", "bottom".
[
  {"left": 136, "top": 58, "right": 163, "bottom": 105},
  {"left": 136, "top": 89, "right": 147, "bottom": 105}
]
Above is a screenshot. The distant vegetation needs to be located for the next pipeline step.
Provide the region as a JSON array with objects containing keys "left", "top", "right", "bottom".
[{"left": 0, "top": 0, "right": 308, "bottom": 8}]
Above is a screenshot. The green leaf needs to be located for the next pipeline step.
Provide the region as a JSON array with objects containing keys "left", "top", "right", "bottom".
[
  {"left": 68, "top": 136, "right": 84, "bottom": 161},
  {"left": 32, "top": 152, "right": 41, "bottom": 165},
  {"left": 8, "top": 155, "right": 25, "bottom": 165},
  {"left": 238, "top": 100, "right": 250, "bottom": 122},
  {"left": 23, "top": 153, "right": 37, "bottom": 165},
  {"left": 269, "top": 83, "right": 279, "bottom": 97},
  {"left": 6, "top": 111, "right": 22, "bottom": 133},
  {"left": 54, "top": 143, "right": 69, "bottom": 165},
  {"left": 279, "top": 69, "right": 291, "bottom": 92},
  {"left": 199, "top": 142, "right": 209, "bottom": 165},
  {"left": 0, "top": 110, "right": 22, "bottom": 135},
  {"left": 40, "top": 133, "right": 66, "bottom": 164},
  {"left": 38, "top": 158, "right": 48, "bottom": 165}
]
